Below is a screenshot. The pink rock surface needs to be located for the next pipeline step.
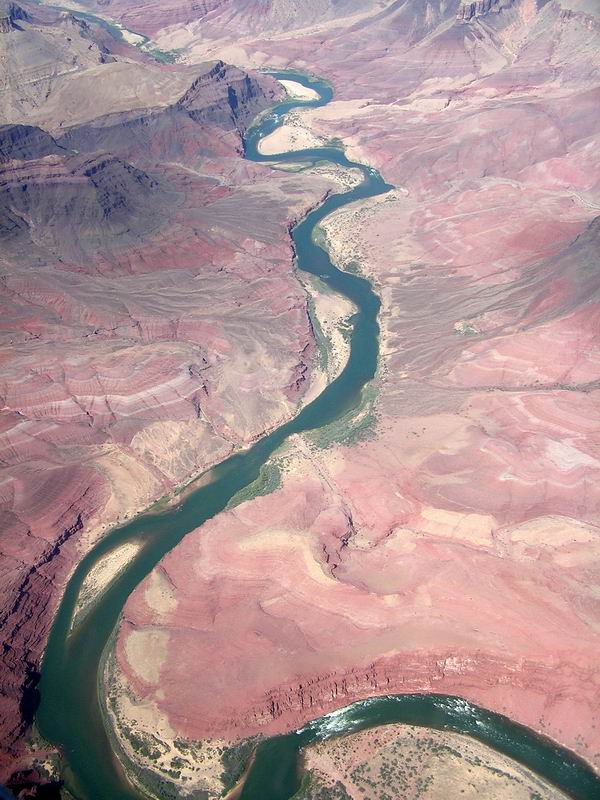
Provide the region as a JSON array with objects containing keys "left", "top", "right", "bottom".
[
  {"left": 114, "top": 0, "right": 600, "bottom": 785},
  {"left": 118, "top": 439, "right": 600, "bottom": 757},
  {"left": 80, "top": 0, "right": 379, "bottom": 38}
]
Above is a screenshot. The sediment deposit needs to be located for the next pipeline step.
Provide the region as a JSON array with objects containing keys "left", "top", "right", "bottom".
[{"left": 297, "top": 723, "right": 570, "bottom": 799}]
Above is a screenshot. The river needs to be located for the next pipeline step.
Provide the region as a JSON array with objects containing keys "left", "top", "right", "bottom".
[{"left": 34, "top": 71, "right": 600, "bottom": 800}]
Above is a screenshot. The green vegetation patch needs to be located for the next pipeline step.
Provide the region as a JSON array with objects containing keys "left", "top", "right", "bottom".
[
  {"left": 308, "top": 383, "right": 379, "bottom": 449},
  {"left": 220, "top": 737, "right": 262, "bottom": 794},
  {"left": 453, "top": 319, "right": 479, "bottom": 336},
  {"left": 269, "top": 162, "right": 309, "bottom": 172},
  {"left": 327, "top": 137, "right": 345, "bottom": 151},
  {"left": 342, "top": 260, "right": 362, "bottom": 275},
  {"left": 144, "top": 46, "right": 183, "bottom": 63},
  {"left": 226, "top": 461, "right": 281, "bottom": 510},
  {"left": 293, "top": 771, "right": 352, "bottom": 800},
  {"left": 311, "top": 223, "right": 329, "bottom": 252},
  {"left": 306, "top": 295, "right": 329, "bottom": 374}
]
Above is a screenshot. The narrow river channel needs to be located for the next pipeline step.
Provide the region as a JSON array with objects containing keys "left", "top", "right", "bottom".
[{"left": 35, "top": 72, "right": 600, "bottom": 800}]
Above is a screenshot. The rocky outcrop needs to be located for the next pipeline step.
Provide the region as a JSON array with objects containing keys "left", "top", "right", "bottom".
[
  {"left": 176, "top": 60, "right": 278, "bottom": 133},
  {"left": 0, "top": 38, "right": 339, "bottom": 787},
  {"left": 0, "top": 2, "right": 29, "bottom": 32},
  {"left": 0, "top": 153, "right": 165, "bottom": 261},
  {"left": 0, "top": 124, "right": 65, "bottom": 163},
  {"left": 1, "top": 514, "right": 83, "bottom": 744},
  {"left": 252, "top": 655, "right": 600, "bottom": 735},
  {"left": 0, "top": 1, "right": 125, "bottom": 126},
  {"left": 56, "top": 62, "right": 282, "bottom": 165},
  {"left": 457, "top": 0, "right": 514, "bottom": 20}
]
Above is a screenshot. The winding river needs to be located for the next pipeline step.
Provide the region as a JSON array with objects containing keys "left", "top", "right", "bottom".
[{"left": 35, "top": 72, "right": 600, "bottom": 800}]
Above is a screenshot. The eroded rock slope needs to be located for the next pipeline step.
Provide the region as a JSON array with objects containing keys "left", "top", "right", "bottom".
[{"left": 0, "top": 13, "right": 348, "bottom": 787}]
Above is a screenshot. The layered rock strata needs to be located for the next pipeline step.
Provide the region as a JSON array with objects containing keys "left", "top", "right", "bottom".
[{"left": 0, "top": 33, "right": 352, "bottom": 789}]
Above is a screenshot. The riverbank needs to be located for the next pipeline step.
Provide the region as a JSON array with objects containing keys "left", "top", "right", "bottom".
[
  {"left": 258, "top": 109, "right": 327, "bottom": 155},
  {"left": 280, "top": 79, "right": 320, "bottom": 101},
  {"left": 32, "top": 70, "right": 388, "bottom": 799},
  {"left": 73, "top": 542, "right": 142, "bottom": 629},
  {"left": 296, "top": 722, "right": 569, "bottom": 800}
]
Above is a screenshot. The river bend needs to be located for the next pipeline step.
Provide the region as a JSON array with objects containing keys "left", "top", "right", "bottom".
[{"left": 35, "top": 71, "right": 600, "bottom": 800}]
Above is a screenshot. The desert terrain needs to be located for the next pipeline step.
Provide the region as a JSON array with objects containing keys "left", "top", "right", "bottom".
[
  {"left": 1, "top": 0, "right": 600, "bottom": 798},
  {"left": 111, "top": 0, "right": 600, "bottom": 796},
  {"left": 297, "top": 723, "right": 569, "bottom": 799},
  {"left": 0, "top": 2, "right": 357, "bottom": 791}
]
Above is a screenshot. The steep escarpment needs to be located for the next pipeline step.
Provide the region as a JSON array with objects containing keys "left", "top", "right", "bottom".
[
  {"left": 111, "top": 1, "right": 600, "bottom": 796},
  {"left": 457, "top": 0, "right": 517, "bottom": 21},
  {"left": 176, "top": 60, "right": 277, "bottom": 131},
  {"left": 56, "top": 61, "right": 282, "bottom": 167},
  {"left": 0, "top": 153, "right": 164, "bottom": 262},
  {"left": 0, "top": 0, "right": 117, "bottom": 122},
  {"left": 0, "top": 124, "right": 65, "bottom": 163},
  {"left": 0, "top": 1, "right": 29, "bottom": 33}
]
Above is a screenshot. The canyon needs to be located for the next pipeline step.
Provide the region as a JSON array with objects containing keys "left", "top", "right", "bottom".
[
  {"left": 111, "top": 0, "right": 600, "bottom": 796},
  {"left": 0, "top": 5, "right": 355, "bottom": 792},
  {"left": 1, "top": 0, "right": 600, "bottom": 798}
]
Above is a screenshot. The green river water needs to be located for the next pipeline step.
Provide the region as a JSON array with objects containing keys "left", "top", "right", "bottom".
[{"left": 34, "top": 72, "right": 600, "bottom": 800}]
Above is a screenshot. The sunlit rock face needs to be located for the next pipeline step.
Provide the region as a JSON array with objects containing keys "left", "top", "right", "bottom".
[{"left": 112, "top": 0, "right": 600, "bottom": 794}]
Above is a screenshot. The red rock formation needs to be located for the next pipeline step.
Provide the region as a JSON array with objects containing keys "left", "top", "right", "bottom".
[
  {"left": 4, "top": 0, "right": 600, "bottom": 793},
  {"left": 0, "top": 42, "right": 350, "bottom": 784},
  {"left": 113, "top": 0, "right": 600, "bottom": 789},
  {"left": 117, "top": 427, "right": 600, "bottom": 759}
]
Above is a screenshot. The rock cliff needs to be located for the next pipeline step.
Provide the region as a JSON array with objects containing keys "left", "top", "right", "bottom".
[
  {"left": 0, "top": 124, "right": 64, "bottom": 163},
  {"left": 57, "top": 61, "right": 281, "bottom": 166},
  {"left": 0, "top": 2, "right": 29, "bottom": 33},
  {"left": 457, "top": 0, "right": 516, "bottom": 21},
  {"left": 0, "top": 153, "right": 163, "bottom": 260}
]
